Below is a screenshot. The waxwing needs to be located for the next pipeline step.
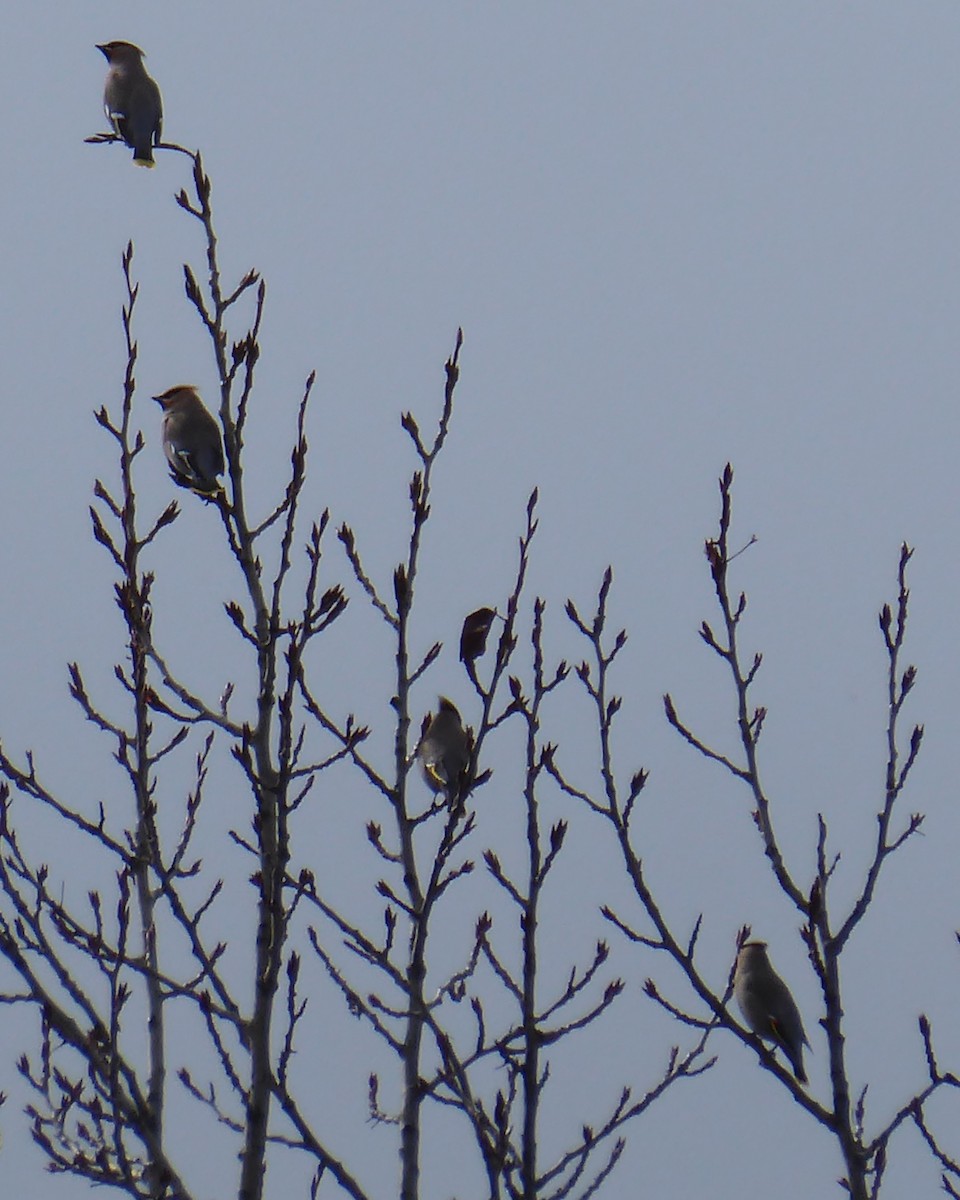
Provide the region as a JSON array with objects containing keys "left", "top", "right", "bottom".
[
  {"left": 98, "top": 41, "right": 163, "bottom": 167},
  {"left": 418, "top": 697, "right": 470, "bottom": 803},
  {"left": 153, "top": 387, "right": 224, "bottom": 497},
  {"left": 734, "top": 940, "right": 810, "bottom": 1084}
]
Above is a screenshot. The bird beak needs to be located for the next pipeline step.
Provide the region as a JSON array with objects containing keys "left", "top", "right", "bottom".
[
  {"left": 152, "top": 393, "right": 165, "bottom": 406},
  {"left": 96, "top": 44, "right": 110, "bottom": 58}
]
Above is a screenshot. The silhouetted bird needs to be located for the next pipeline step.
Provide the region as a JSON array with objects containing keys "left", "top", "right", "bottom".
[
  {"left": 153, "top": 386, "right": 224, "bottom": 497},
  {"left": 459, "top": 607, "right": 497, "bottom": 672},
  {"left": 418, "top": 697, "right": 470, "bottom": 803},
  {"left": 98, "top": 41, "right": 163, "bottom": 167},
  {"left": 734, "top": 940, "right": 810, "bottom": 1083}
]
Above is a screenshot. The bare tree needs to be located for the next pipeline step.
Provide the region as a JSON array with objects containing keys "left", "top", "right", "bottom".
[
  {"left": 550, "top": 466, "right": 960, "bottom": 1199},
  {"left": 0, "top": 126, "right": 957, "bottom": 1200},
  {"left": 0, "top": 143, "right": 712, "bottom": 1200}
]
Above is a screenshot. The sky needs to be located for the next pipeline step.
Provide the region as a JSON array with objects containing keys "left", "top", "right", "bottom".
[{"left": 2, "top": 4, "right": 960, "bottom": 1197}]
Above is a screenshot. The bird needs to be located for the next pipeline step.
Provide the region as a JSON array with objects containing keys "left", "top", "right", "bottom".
[
  {"left": 418, "top": 697, "right": 470, "bottom": 804},
  {"left": 153, "top": 387, "right": 225, "bottom": 497},
  {"left": 734, "top": 940, "right": 810, "bottom": 1083},
  {"left": 459, "top": 607, "right": 498, "bottom": 674},
  {"left": 97, "top": 41, "right": 163, "bottom": 167}
]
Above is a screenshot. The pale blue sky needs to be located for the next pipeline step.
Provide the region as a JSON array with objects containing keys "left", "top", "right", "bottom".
[{"left": 1, "top": 5, "right": 959, "bottom": 1196}]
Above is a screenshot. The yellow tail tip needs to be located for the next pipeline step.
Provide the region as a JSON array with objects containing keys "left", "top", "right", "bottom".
[{"left": 134, "top": 157, "right": 156, "bottom": 168}]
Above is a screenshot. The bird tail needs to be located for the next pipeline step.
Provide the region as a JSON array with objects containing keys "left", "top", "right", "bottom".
[
  {"left": 782, "top": 1038, "right": 807, "bottom": 1084},
  {"left": 133, "top": 151, "right": 156, "bottom": 168},
  {"left": 770, "top": 1017, "right": 808, "bottom": 1085}
]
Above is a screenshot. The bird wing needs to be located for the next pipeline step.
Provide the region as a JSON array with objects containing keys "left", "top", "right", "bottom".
[
  {"left": 767, "top": 1015, "right": 789, "bottom": 1049},
  {"left": 189, "top": 441, "right": 225, "bottom": 487},
  {"left": 421, "top": 755, "right": 449, "bottom": 791},
  {"left": 105, "top": 107, "right": 128, "bottom": 140},
  {"left": 767, "top": 1013, "right": 809, "bottom": 1052}
]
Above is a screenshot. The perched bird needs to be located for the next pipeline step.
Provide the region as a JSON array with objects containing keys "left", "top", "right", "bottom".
[
  {"left": 734, "top": 940, "right": 810, "bottom": 1084},
  {"left": 153, "top": 387, "right": 225, "bottom": 496},
  {"left": 418, "top": 697, "right": 470, "bottom": 803},
  {"left": 459, "top": 607, "right": 498, "bottom": 674},
  {"left": 97, "top": 41, "right": 163, "bottom": 167}
]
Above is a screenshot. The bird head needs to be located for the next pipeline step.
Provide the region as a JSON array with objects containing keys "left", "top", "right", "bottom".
[
  {"left": 153, "top": 386, "right": 201, "bottom": 412},
  {"left": 738, "top": 940, "right": 769, "bottom": 963},
  {"left": 97, "top": 41, "right": 146, "bottom": 64}
]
